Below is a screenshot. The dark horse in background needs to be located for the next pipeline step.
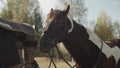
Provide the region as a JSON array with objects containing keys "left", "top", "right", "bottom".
[
  {"left": 0, "top": 27, "right": 20, "bottom": 68},
  {"left": 106, "top": 39, "right": 120, "bottom": 48},
  {"left": 0, "top": 18, "right": 35, "bottom": 68},
  {"left": 40, "top": 5, "right": 120, "bottom": 68}
]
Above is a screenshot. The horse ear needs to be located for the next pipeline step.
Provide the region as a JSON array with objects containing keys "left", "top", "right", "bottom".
[
  {"left": 50, "top": 8, "right": 53, "bottom": 12},
  {"left": 62, "top": 5, "right": 70, "bottom": 16}
]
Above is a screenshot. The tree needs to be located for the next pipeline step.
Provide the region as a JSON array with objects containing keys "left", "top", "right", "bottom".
[
  {"left": 57, "top": 0, "right": 87, "bottom": 25},
  {"left": 94, "top": 11, "right": 114, "bottom": 41},
  {"left": 0, "top": 0, "right": 42, "bottom": 26},
  {"left": 33, "top": 1, "right": 43, "bottom": 39},
  {"left": 112, "top": 21, "right": 120, "bottom": 38},
  {"left": 0, "top": 0, "right": 43, "bottom": 39},
  {"left": 0, "top": 0, "right": 45, "bottom": 59}
]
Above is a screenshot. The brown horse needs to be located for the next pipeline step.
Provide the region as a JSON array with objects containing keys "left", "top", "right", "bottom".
[
  {"left": 0, "top": 27, "right": 20, "bottom": 68},
  {"left": 40, "top": 5, "right": 120, "bottom": 68}
]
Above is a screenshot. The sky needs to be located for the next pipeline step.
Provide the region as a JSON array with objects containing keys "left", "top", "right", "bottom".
[
  {"left": 85, "top": 0, "right": 120, "bottom": 22},
  {"left": 0, "top": 0, "right": 119, "bottom": 22},
  {"left": 38, "top": 0, "right": 120, "bottom": 22},
  {"left": 38, "top": 0, "right": 56, "bottom": 16}
]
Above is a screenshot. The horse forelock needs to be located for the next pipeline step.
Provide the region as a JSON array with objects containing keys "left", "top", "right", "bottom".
[
  {"left": 45, "top": 8, "right": 74, "bottom": 34},
  {"left": 86, "top": 28, "right": 120, "bottom": 65}
]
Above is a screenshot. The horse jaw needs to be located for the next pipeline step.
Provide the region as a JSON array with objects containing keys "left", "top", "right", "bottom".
[{"left": 40, "top": 36, "right": 53, "bottom": 53}]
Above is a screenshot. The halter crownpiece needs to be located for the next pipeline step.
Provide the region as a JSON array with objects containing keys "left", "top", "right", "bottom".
[
  {"left": 64, "top": 5, "right": 74, "bottom": 34},
  {"left": 67, "top": 15, "right": 74, "bottom": 34}
]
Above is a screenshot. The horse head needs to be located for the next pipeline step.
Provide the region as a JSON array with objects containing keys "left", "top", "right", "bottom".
[{"left": 40, "top": 5, "right": 72, "bottom": 53}]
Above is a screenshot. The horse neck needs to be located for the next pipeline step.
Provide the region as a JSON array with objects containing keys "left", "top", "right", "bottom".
[{"left": 63, "top": 22, "right": 101, "bottom": 68}]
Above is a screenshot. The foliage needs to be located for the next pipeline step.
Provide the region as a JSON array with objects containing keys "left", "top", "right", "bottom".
[
  {"left": 111, "top": 21, "right": 120, "bottom": 38},
  {"left": 33, "top": 1, "right": 43, "bottom": 40},
  {"left": 0, "top": 0, "right": 46, "bottom": 57},
  {"left": 57, "top": 0, "right": 87, "bottom": 25},
  {"left": 0, "top": 0, "right": 42, "bottom": 26},
  {"left": 94, "top": 11, "right": 114, "bottom": 41},
  {"left": 0, "top": 0, "right": 43, "bottom": 40}
]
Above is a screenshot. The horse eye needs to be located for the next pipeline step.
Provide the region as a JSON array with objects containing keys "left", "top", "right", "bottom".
[{"left": 52, "top": 20, "right": 57, "bottom": 24}]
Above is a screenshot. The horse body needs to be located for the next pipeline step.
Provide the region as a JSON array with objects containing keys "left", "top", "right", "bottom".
[
  {"left": 40, "top": 5, "right": 120, "bottom": 68},
  {"left": 63, "top": 21, "right": 119, "bottom": 68},
  {"left": 0, "top": 18, "right": 36, "bottom": 68},
  {"left": 0, "top": 27, "right": 21, "bottom": 68},
  {"left": 63, "top": 22, "right": 100, "bottom": 68}
]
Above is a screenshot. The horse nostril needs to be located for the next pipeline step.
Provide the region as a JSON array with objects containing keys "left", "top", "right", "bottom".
[
  {"left": 40, "top": 39, "right": 50, "bottom": 53},
  {"left": 40, "top": 39, "right": 45, "bottom": 48}
]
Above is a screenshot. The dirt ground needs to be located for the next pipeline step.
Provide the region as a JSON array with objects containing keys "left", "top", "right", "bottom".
[{"left": 35, "top": 57, "right": 76, "bottom": 68}]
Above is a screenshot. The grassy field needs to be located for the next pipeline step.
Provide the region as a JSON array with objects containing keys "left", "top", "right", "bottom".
[{"left": 35, "top": 57, "right": 76, "bottom": 68}]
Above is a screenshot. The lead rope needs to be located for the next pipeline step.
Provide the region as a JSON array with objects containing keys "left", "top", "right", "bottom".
[
  {"left": 48, "top": 52, "right": 57, "bottom": 68},
  {"left": 55, "top": 45, "right": 75, "bottom": 68},
  {"left": 93, "top": 39, "right": 103, "bottom": 68},
  {"left": 48, "top": 45, "right": 76, "bottom": 68}
]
